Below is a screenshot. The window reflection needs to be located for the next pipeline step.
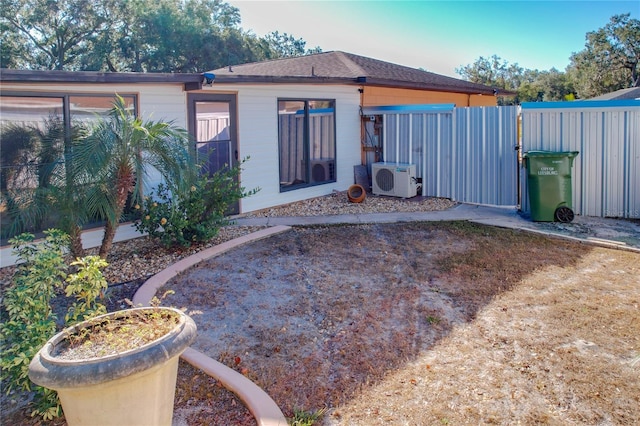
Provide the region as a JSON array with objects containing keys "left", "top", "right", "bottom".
[
  {"left": 0, "top": 93, "right": 137, "bottom": 236},
  {"left": 278, "top": 99, "right": 336, "bottom": 191},
  {"left": 194, "top": 101, "right": 232, "bottom": 176}
]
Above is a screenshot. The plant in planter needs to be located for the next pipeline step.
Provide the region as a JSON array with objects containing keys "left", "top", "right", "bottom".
[{"left": 29, "top": 306, "right": 197, "bottom": 426}]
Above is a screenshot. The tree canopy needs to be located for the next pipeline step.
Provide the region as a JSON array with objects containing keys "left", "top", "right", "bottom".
[
  {"left": 0, "top": 0, "right": 321, "bottom": 72},
  {"left": 2, "top": 3, "right": 638, "bottom": 103},
  {"left": 1, "top": 0, "right": 117, "bottom": 70},
  {"left": 567, "top": 13, "right": 640, "bottom": 98},
  {"left": 456, "top": 14, "right": 640, "bottom": 102}
]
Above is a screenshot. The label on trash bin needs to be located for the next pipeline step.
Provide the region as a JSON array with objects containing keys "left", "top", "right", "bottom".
[{"left": 537, "top": 166, "right": 558, "bottom": 175}]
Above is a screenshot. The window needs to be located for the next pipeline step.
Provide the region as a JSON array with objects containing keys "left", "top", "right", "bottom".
[
  {"left": 0, "top": 94, "right": 136, "bottom": 191},
  {"left": 0, "top": 93, "right": 136, "bottom": 235},
  {"left": 193, "top": 101, "right": 232, "bottom": 177},
  {"left": 278, "top": 99, "right": 336, "bottom": 191}
]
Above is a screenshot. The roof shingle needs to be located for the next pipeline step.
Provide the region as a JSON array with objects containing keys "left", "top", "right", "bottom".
[{"left": 211, "top": 51, "right": 500, "bottom": 95}]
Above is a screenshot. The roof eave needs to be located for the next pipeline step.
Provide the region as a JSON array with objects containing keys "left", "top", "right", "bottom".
[
  {"left": 209, "top": 74, "right": 502, "bottom": 96},
  {"left": 0, "top": 69, "right": 203, "bottom": 90},
  {"left": 360, "top": 78, "right": 499, "bottom": 96}
]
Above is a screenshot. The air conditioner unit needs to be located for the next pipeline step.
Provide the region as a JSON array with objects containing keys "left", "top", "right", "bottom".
[
  {"left": 309, "top": 159, "right": 336, "bottom": 183},
  {"left": 371, "top": 162, "right": 417, "bottom": 198}
]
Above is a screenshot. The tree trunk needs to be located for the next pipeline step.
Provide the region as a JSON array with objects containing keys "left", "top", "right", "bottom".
[
  {"left": 68, "top": 223, "right": 85, "bottom": 259},
  {"left": 99, "top": 168, "right": 132, "bottom": 259},
  {"left": 99, "top": 219, "right": 117, "bottom": 259}
]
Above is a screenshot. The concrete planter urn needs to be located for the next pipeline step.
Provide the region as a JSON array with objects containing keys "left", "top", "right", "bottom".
[{"left": 29, "top": 307, "right": 197, "bottom": 426}]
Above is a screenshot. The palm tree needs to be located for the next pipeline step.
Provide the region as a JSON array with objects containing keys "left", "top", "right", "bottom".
[
  {"left": 76, "top": 95, "right": 194, "bottom": 259},
  {"left": 1, "top": 117, "right": 91, "bottom": 257},
  {"left": 1, "top": 116, "right": 117, "bottom": 258}
]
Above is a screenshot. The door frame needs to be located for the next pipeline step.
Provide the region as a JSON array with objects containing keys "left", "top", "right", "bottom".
[{"left": 187, "top": 92, "right": 240, "bottom": 213}]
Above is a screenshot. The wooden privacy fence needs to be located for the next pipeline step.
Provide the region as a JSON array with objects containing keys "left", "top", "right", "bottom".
[{"left": 363, "top": 100, "right": 640, "bottom": 219}]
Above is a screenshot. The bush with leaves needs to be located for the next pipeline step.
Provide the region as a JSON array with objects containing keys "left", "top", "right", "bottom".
[
  {"left": 0, "top": 230, "right": 108, "bottom": 420},
  {"left": 0, "top": 230, "right": 67, "bottom": 419},
  {"left": 135, "top": 158, "right": 259, "bottom": 248},
  {"left": 64, "top": 256, "right": 109, "bottom": 324}
]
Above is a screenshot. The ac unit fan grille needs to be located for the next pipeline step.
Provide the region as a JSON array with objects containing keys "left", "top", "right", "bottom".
[
  {"left": 312, "top": 163, "right": 327, "bottom": 181},
  {"left": 375, "top": 168, "right": 394, "bottom": 191}
]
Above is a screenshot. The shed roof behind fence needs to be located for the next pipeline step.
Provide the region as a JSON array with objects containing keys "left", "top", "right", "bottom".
[
  {"left": 588, "top": 87, "right": 640, "bottom": 101},
  {"left": 521, "top": 100, "right": 640, "bottom": 109}
]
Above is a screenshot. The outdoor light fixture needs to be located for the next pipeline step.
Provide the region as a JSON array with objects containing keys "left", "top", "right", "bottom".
[{"left": 202, "top": 73, "right": 215, "bottom": 86}]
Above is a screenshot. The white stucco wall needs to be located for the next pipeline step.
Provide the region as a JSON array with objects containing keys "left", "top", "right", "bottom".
[{"left": 206, "top": 83, "right": 362, "bottom": 213}]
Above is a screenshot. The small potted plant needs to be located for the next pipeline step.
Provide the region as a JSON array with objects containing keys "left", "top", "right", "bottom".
[{"left": 29, "top": 306, "right": 197, "bottom": 426}]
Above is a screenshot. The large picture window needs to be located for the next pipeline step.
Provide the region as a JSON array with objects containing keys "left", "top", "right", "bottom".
[
  {"left": 0, "top": 93, "right": 136, "bottom": 236},
  {"left": 278, "top": 99, "right": 336, "bottom": 191},
  {"left": 1, "top": 94, "right": 136, "bottom": 192}
]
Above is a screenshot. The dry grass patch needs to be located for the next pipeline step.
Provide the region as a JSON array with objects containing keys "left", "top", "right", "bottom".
[
  {"left": 161, "top": 221, "right": 639, "bottom": 424},
  {"left": 333, "top": 245, "right": 640, "bottom": 425},
  {"left": 173, "top": 361, "right": 256, "bottom": 426},
  {"left": 5, "top": 220, "right": 635, "bottom": 425}
]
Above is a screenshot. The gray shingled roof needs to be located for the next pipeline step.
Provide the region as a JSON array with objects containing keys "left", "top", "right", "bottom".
[
  {"left": 210, "top": 51, "right": 501, "bottom": 95},
  {"left": 588, "top": 87, "right": 640, "bottom": 100}
]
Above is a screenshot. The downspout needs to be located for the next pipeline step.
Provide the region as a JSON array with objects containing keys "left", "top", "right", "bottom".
[
  {"left": 359, "top": 87, "right": 365, "bottom": 165},
  {"left": 516, "top": 106, "right": 522, "bottom": 211}
]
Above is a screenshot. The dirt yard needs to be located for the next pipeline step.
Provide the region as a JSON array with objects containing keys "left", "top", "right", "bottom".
[{"left": 161, "top": 221, "right": 640, "bottom": 425}]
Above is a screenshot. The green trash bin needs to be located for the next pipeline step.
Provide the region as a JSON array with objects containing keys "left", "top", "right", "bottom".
[{"left": 523, "top": 151, "right": 579, "bottom": 222}]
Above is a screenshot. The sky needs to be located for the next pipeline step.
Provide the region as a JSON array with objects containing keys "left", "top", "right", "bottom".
[{"left": 227, "top": 0, "right": 640, "bottom": 77}]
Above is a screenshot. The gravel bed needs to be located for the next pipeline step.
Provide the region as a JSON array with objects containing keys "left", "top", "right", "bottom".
[{"left": 243, "top": 190, "right": 457, "bottom": 218}]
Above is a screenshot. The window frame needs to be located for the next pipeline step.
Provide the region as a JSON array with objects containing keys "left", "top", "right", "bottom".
[
  {"left": 0, "top": 92, "right": 139, "bottom": 230},
  {"left": 1, "top": 91, "right": 138, "bottom": 136},
  {"left": 277, "top": 97, "right": 337, "bottom": 192}
]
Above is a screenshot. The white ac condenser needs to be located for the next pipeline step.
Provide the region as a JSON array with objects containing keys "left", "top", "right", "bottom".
[{"left": 371, "top": 162, "right": 418, "bottom": 198}]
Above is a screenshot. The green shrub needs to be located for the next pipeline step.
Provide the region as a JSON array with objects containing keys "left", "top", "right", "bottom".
[
  {"left": 0, "top": 230, "right": 68, "bottom": 401},
  {"left": 135, "top": 158, "right": 258, "bottom": 248},
  {"left": 290, "top": 407, "right": 327, "bottom": 426},
  {"left": 64, "top": 256, "right": 109, "bottom": 324},
  {"left": 0, "top": 230, "right": 108, "bottom": 420}
]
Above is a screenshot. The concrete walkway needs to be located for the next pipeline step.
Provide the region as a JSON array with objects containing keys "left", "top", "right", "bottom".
[
  {"left": 2, "top": 203, "right": 638, "bottom": 268},
  {"left": 0, "top": 204, "right": 523, "bottom": 268},
  {"left": 232, "top": 203, "right": 523, "bottom": 227},
  {"left": 0, "top": 223, "right": 143, "bottom": 268},
  {"left": 232, "top": 203, "right": 640, "bottom": 253}
]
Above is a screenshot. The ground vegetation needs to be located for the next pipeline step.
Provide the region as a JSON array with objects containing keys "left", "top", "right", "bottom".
[{"left": 2, "top": 194, "right": 637, "bottom": 425}]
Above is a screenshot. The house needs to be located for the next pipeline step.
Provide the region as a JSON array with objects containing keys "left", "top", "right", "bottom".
[{"left": 1, "top": 51, "right": 501, "bottom": 215}]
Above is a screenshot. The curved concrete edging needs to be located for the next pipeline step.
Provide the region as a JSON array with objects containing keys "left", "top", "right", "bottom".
[{"left": 132, "top": 225, "right": 291, "bottom": 426}]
